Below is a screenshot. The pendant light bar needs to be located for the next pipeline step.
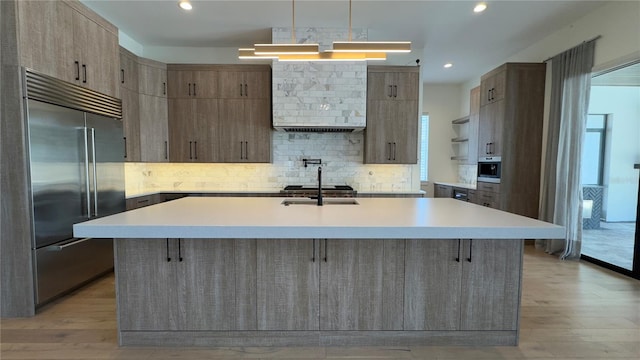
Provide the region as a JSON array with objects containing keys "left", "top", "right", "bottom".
[
  {"left": 332, "top": 41, "right": 411, "bottom": 53},
  {"left": 278, "top": 52, "right": 386, "bottom": 62},
  {"left": 238, "top": 48, "right": 278, "bottom": 59},
  {"left": 254, "top": 44, "right": 319, "bottom": 55}
]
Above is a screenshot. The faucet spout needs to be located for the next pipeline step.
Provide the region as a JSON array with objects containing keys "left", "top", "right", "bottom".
[{"left": 317, "top": 166, "right": 323, "bottom": 206}]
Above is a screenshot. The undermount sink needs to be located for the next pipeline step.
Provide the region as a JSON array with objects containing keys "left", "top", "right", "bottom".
[{"left": 281, "top": 199, "right": 359, "bottom": 206}]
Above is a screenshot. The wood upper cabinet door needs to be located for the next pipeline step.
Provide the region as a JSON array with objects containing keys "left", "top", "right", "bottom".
[
  {"left": 177, "top": 239, "right": 257, "bottom": 331},
  {"left": 168, "top": 98, "right": 195, "bottom": 162},
  {"left": 480, "top": 69, "right": 506, "bottom": 106},
  {"left": 140, "top": 94, "right": 169, "bottom": 162},
  {"left": 168, "top": 70, "right": 217, "bottom": 98},
  {"left": 365, "top": 100, "right": 418, "bottom": 164},
  {"left": 119, "top": 49, "right": 139, "bottom": 92},
  {"left": 257, "top": 239, "right": 319, "bottom": 331},
  {"left": 219, "top": 99, "right": 271, "bottom": 163},
  {"left": 219, "top": 69, "right": 270, "bottom": 99},
  {"left": 367, "top": 69, "right": 418, "bottom": 101},
  {"left": 121, "top": 87, "right": 141, "bottom": 162},
  {"left": 320, "top": 240, "right": 404, "bottom": 330},
  {"left": 138, "top": 61, "right": 167, "bottom": 97},
  {"left": 72, "top": 10, "right": 119, "bottom": 97},
  {"left": 478, "top": 100, "right": 504, "bottom": 157},
  {"left": 115, "top": 239, "right": 179, "bottom": 331},
  {"left": 404, "top": 240, "right": 462, "bottom": 330},
  {"left": 192, "top": 99, "right": 219, "bottom": 162},
  {"left": 17, "top": 0, "right": 75, "bottom": 83},
  {"left": 460, "top": 239, "right": 522, "bottom": 331}
]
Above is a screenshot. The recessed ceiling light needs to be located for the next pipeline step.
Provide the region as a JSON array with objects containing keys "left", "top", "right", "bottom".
[
  {"left": 444, "top": 63, "right": 453, "bottom": 68},
  {"left": 474, "top": 2, "right": 487, "bottom": 13},
  {"left": 179, "top": 1, "right": 192, "bottom": 11}
]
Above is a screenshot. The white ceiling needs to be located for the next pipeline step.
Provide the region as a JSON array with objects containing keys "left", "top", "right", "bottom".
[{"left": 81, "top": 0, "right": 610, "bottom": 84}]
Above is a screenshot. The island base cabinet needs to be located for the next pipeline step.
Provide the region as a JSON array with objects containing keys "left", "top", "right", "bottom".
[
  {"left": 320, "top": 240, "right": 404, "bottom": 330},
  {"left": 460, "top": 239, "right": 523, "bottom": 331},
  {"left": 115, "top": 238, "right": 257, "bottom": 331}
]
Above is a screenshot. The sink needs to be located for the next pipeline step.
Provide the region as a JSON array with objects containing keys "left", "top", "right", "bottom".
[{"left": 281, "top": 199, "right": 359, "bottom": 206}]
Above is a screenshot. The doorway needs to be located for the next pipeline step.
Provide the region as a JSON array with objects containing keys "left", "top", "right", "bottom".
[{"left": 580, "top": 60, "right": 640, "bottom": 279}]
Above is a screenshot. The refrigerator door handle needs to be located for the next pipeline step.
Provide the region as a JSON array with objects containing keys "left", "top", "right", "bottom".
[
  {"left": 84, "top": 128, "right": 91, "bottom": 219},
  {"left": 44, "top": 237, "right": 92, "bottom": 251},
  {"left": 90, "top": 128, "right": 98, "bottom": 218}
]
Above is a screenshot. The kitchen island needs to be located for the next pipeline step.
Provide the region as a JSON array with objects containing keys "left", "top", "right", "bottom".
[{"left": 74, "top": 197, "right": 564, "bottom": 347}]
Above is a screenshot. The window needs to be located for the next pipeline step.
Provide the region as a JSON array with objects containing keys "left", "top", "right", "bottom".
[
  {"left": 581, "top": 114, "right": 607, "bottom": 185},
  {"left": 420, "top": 114, "right": 429, "bottom": 181}
]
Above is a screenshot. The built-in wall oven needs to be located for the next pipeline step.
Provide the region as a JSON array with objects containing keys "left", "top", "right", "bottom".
[{"left": 478, "top": 156, "right": 501, "bottom": 183}]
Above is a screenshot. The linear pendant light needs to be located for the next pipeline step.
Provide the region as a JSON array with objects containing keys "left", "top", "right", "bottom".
[
  {"left": 278, "top": 52, "right": 387, "bottom": 62},
  {"left": 331, "top": 0, "right": 411, "bottom": 53}
]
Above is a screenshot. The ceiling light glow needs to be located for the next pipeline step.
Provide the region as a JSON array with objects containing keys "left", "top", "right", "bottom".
[
  {"left": 444, "top": 63, "right": 453, "bottom": 68},
  {"left": 474, "top": 3, "right": 487, "bottom": 13},
  {"left": 179, "top": 1, "right": 192, "bottom": 11}
]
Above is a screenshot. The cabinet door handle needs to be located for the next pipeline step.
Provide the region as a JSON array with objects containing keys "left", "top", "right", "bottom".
[
  {"left": 163, "top": 82, "right": 166, "bottom": 95},
  {"left": 178, "top": 239, "right": 183, "bottom": 262},
  {"left": 388, "top": 85, "right": 392, "bottom": 98},
  {"left": 456, "top": 239, "right": 461, "bottom": 262},
  {"left": 164, "top": 141, "right": 168, "bottom": 160},
  {"left": 244, "top": 141, "right": 248, "bottom": 160},
  {"left": 312, "top": 240, "right": 316, "bottom": 262},
  {"left": 82, "top": 64, "right": 87, "bottom": 83},
  {"left": 194, "top": 141, "right": 198, "bottom": 160},
  {"left": 392, "top": 142, "right": 397, "bottom": 160},
  {"left": 188, "top": 83, "right": 192, "bottom": 96},
  {"left": 166, "top": 238, "right": 171, "bottom": 262},
  {"left": 467, "top": 240, "right": 473, "bottom": 262},
  {"left": 123, "top": 137, "right": 127, "bottom": 158},
  {"left": 240, "top": 84, "right": 243, "bottom": 97},
  {"left": 245, "top": 84, "right": 248, "bottom": 97},
  {"left": 323, "top": 239, "right": 328, "bottom": 262},
  {"left": 485, "top": 143, "right": 489, "bottom": 154},
  {"left": 189, "top": 141, "right": 193, "bottom": 160},
  {"left": 75, "top": 61, "right": 80, "bottom": 81},
  {"left": 193, "top": 83, "right": 197, "bottom": 96},
  {"left": 121, "top": 69, "right": 125, "bottom": 84},
  {"left": 394, "top": 85, "right": 398, "bottom": 98}
]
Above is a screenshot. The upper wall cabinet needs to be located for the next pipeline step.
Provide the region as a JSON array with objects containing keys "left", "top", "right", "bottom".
[
  {"left": 365, "top": 66, "right": 420, "bottom": 164},
  {"left": 138, "top": 58, "right": 167, "bottom": 98},
  {"left": 367, "top": 69, "right": 419, "bottom": 101},
  {"left": 17, "top": 0, "right": 119, "bottom": 98},
  {"left": 167, "top": 68, "right": 218, "bottom": 99},
  {"left": 218, "top": 67, "right": 271, "bottom": 99}
]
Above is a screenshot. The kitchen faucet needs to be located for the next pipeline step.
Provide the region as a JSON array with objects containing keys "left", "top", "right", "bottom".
[{"left": 317, "top": 166, "right": 323, "bottom": 206}]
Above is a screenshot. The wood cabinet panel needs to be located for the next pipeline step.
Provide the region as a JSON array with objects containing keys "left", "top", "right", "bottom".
[
  {"left": 167, "top": 70, "right": 217, "bottom": 98},
  {"left": 168, "top": 98, "right": 194, "bottom": 162},
  {"left": 218, "top": 70, "right": 270, "bottom": 99},
  {"left": 120, "top": 49, "right": 139, "bottom": 91},
  {"left": 460, "top": 240, "right": 522, "bottom": 331},
  {"left": 478, "top": 99, "right": 504, "bottom": 157},
  {"left": 138, "top": 60, "right": 167, "bottom": 97},
  {"left": 404, "top": 239, "right": 462, "bottom": 330},
  {"left": 121, "top": 87, "right": 141, "bottom": 162},
  {"left": 139, "top": 94, "right": 168, "bottom": 162},
  {"left": 320, "top": 240, "right": 404, "bottom": 330},
  {"left": 116, "top": 239, "right": 179, "bottom": 331},
  {"left": 257, "top": 239, "right": 319, "bottom": 331},
  {"left": 434, "top": 184, "right": 453, "bottom": 198},
  {"left": 219, "top": 99, "right": 271, "bottom": 163}
]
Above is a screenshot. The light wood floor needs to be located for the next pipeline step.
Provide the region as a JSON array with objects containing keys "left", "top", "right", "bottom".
[{"left": 1, "top": 245, "right": 639, "bottom": 360}]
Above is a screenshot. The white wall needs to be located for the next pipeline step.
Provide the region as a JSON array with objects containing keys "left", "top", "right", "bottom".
[
  {"left": 588, "top": 86, "right": 640, "bottom": 222},
  {"left": 423, "top": 84, "right": 463, "bottom": 193},
  {"left": 459, "top": 1, "right": 640, "bottom": 106}
]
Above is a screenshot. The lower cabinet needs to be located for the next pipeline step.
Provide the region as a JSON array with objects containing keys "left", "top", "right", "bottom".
[
  {"left": 115, "top": 238, "right": 523, "bottom": 342},
  {"left": 405, "top": 239, "right": 522, "bottom": 331},
  {"left": 434, "top": 184, "right": 453, "bottom": 198},
  {"left": 256, "top": 239, "right": 403, "bottom": 331},
  {"left": 115, "top": 238, "right": 257, "bottom": 331}
]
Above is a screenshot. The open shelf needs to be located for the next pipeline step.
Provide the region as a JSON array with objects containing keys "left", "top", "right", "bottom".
[
  {"left": 452, "top": 116, "right": 470, "bottom": 125},
  {"left": 451, "top": 156, "right": 468, "bottom": 161},
  {"left": 451, "top": 137, "right": 469, "bottom": 143}
]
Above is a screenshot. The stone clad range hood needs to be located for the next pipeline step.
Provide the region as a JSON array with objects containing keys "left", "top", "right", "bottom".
[{"left": 271, "top": 28, "right": 367, "bottom": 133}]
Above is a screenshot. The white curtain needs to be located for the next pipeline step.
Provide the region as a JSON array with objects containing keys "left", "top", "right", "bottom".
[{"left": 537, "top": 40, "right": 596, "bottom": 260}]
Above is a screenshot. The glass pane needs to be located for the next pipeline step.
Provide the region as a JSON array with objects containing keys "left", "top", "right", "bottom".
[{"left": 581, "top": 132, "right": 602, "bottom": 185}]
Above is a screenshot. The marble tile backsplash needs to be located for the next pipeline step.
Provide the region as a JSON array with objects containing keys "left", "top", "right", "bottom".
[
  {"left": 457, "top": 164, "right": 478, "bottom": 185},
  {"left": 126, "top": 132, "right": 417, "bottom": 196}
]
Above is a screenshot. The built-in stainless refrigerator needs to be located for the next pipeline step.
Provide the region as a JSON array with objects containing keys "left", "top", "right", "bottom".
[{"left": 24, "top": 69, "right": 124, "bottom": 306}]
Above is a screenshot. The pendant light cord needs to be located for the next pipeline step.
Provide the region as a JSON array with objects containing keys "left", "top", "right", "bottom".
[
  {"left": 292, "top": 0, "right": 296, "bottom": 43},
  {"left": 348, "top": 0, "right": 352, "bottom": 41}
]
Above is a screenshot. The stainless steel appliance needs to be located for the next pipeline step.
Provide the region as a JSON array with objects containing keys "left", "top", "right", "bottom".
[
  {"left": 478, "top": 156, "right": 501, "bottom": 184},
  {"left": 24, "top": 69, "right": 124, "bottom": 306},
  {"left": 452, "top": 188, "right": 469, "bottom": 202},
  {"left": 281, "top": 185, "right": 356, "bottom": 198}
]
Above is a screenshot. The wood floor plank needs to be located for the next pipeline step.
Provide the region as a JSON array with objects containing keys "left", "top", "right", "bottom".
[{"left": 1, "top": 245, "right": 639, "bottom": 360}]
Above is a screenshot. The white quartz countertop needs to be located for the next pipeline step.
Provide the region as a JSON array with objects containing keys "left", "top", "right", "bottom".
[{"left": 73, "top": 197, "right": 564, "bottom": 240}]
